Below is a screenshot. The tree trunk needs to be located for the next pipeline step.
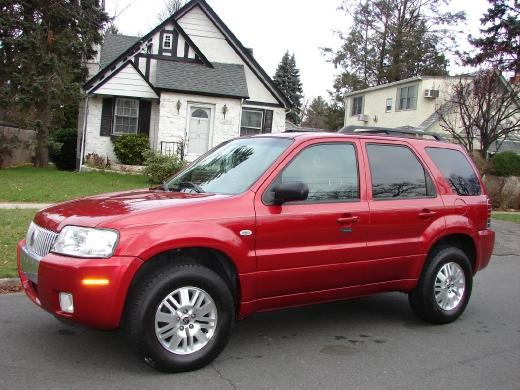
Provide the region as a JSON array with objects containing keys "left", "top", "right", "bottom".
[{"left": 35, "top": 90, "right": 51, "bottom": 167}]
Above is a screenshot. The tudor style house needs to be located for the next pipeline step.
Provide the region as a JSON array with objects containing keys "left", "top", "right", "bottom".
[{"left": 77, "top": 0, "right": 290, "bottom": 167}]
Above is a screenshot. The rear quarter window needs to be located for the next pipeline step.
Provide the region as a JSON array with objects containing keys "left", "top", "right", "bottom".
[{"left": 426, "top": 147, "right": 481, "bottom": 196}]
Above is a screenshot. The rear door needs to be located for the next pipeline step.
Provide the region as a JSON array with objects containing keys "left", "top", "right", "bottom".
[
  {"left": 253, "top": 139, "right": 370, "bottom": 298},
  {"left": 362, "top": 140, "right": 445, "bottom": 282}
]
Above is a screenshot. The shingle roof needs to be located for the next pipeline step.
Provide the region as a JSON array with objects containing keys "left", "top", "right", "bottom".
[
  {"left": 155, "top": 61, "right": 249, "bottom": 98},
  {"left": 99, "top": 34, "right": 140, "bottom": 69}
]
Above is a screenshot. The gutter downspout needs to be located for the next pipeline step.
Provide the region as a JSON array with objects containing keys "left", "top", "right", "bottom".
[{"left": 78, "top": 95, "right": 89, "bottom": 172}]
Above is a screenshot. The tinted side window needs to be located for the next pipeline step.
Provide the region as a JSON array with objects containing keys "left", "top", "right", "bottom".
[
  {"left": 268, "top": 143, "right": 359, "bottom": 203},
  {"left": 426, "top": 148, "right": 481, "bottom": 196},
  {"left": 367, "top": 144, "right": 435, "bottom": 199}
]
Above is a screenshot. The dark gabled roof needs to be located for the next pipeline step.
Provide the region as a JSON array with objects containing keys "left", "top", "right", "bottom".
[
  {"left": 99, "top": 34, "right": 140, "bottom": 70},
  {"left": 156, "top": 61, "right": 249, "bottom": 98},
  {"left": 175, "top": 0, "right": 291, "bottom": 108}
]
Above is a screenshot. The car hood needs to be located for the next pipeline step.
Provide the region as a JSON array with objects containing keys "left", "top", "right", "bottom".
[{"left": 34, "top": 189, "right": 230, "bottom": 232}]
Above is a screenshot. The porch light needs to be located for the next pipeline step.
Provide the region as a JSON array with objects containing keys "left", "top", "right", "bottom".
[
  {"left": 222, "top": 104, "right": 228, "bottom": 119},
  {"left": 176, "top": 100, "right": 182, "bottom": 114}
]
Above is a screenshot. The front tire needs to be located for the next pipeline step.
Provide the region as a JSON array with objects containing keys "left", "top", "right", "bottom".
[
  {"left": 409, "top": 247, "right": 473, "bottom": 324},
  {"left": 125, "top": 261, "right": 235, "bottom": 372}
]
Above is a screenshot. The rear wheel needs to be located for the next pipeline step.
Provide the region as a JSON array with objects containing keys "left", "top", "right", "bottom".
[
  {"left": 409, "top": 247, "right": 472, "bottom": 324},
  {"left": 125, "top": 261, "right": 234, "bottom": 372}
]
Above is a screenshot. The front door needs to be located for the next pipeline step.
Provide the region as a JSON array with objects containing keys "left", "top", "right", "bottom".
[
  {"left": 253, "top": 140, "right": 370, "bottom": 299},
  {"left": 187, "top": 107, "right": 211, "bottom": 156}
]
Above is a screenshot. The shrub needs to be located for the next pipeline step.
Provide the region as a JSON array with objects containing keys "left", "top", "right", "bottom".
[
  {"left": 49, "top": 128, "right": 77, "bottom": 170},
  {"left": 143, "top": 151, "right": 185, "bottom": 184},
  {"left": 112, "top": 134, "right": 150, "bottom": 165},
  {"left": 85, "top": 153, "right": 110, "bottom": 170},
  {"left": 491, "top": 151, "right": 520, "bottom": 177}
]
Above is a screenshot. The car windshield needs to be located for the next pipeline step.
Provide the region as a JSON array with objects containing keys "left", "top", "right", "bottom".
[{"left": 166, "top": 137, "right": 292, "bottom": 195}]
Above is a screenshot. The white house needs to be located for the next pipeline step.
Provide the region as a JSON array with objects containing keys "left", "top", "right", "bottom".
[
  {"left": 343, "top": 76, "right": 464, "bottom": 134},
  {"left": 343, "top": 74, "right": 520, "bottom": 154},
  {"left": 77, "top": 0, "right": 290, "bottom": 166}
]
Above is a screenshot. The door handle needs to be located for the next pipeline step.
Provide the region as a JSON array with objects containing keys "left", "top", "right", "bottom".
[
  {"left": 337, "top": 216, "right": 359, "bottom": 224},
  {"left": 418, "top": 209, "right": 437, "bottom": 219}
]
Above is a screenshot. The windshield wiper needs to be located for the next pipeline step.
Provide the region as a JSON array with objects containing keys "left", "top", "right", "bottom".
[{"left": 172, "top": 181, "right": 205, "bottom": 193}]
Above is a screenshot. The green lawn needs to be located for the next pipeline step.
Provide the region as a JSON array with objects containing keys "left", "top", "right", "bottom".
[
  {"left": 0, "top": 209, "right": 38, "bottom": 278},
  {"left": 0, "top": 167, "right": 149, "bottom": 203},
  {"left": 492, "top": 212, "right": 520, "bottom": 224}
]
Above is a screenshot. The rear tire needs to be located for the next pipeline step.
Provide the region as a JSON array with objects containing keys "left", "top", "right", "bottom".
[
  {"left": 125, "top": 260, "right": 235, "bottom": 372},
  {"left": 409, "top": 247, "right": 472, "bottom": 324}
]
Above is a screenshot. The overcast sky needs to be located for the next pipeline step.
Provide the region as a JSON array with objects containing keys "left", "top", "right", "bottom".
[{"left": 106, "top": 0, "right": 491, "bottom": 102}]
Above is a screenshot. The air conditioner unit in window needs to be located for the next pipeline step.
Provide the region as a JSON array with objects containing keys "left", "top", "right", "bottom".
[
  {"left": 357, "top": 114, "right": 369, "bottom": 122},
  {"left": 424, "top": 89, "right": 439, "bottom": 98}
]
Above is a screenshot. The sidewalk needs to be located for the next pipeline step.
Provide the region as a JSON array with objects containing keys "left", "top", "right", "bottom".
[{"left": 0, "top": 203, "right": 52, "bottom": 209}]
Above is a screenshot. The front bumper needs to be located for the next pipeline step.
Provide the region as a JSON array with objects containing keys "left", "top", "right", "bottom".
[{"left": 17, "top": 240, "right": 143, "bottom": 330}]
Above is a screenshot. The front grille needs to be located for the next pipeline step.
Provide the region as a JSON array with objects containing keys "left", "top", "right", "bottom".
[{"left": 26, "top": 222, "right": 59, "bottom": 257}]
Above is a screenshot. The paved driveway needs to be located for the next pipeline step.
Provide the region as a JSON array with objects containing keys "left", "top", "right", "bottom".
[{"left": 1, "top": 220, "right": 519, "bottom": 390}]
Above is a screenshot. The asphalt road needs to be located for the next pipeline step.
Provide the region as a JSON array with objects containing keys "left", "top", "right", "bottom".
[{"left": 1, "top": 220, "right": 519, "bottom": 390}]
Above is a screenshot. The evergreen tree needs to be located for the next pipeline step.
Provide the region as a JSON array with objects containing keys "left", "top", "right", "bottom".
[
  {"left": 303, "top": 96, "right": 329, "bottom": 129},
  {"left": 467, "top": 0, "right": 520, "bottom": 73},
  {"left": 323, "top": 0, "right": 463, "bottom": 98},
  {"left": 273, "top": 51, "right": 304, "bottom": 124},
  {"left": 0, "top": 0, "right": 109, "bottom": 167}
]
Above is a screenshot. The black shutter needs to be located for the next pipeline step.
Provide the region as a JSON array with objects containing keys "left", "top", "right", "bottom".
[
  {"left": 100, "top": 97, "right": 114, "bottom": 137},
  {"left": 263, "top": 110, "right": 273, "bottom": 133},
  {"left": 138, "top": 100, "right": 152, "bottom": 136}
]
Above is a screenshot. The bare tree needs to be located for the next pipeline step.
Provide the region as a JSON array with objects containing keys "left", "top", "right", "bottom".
[
  {"left": 157, "top": 0, "right": 186, "bottom": 22},
  {"left": 437, "top": 69, "right": 520, "bottom": 157}
]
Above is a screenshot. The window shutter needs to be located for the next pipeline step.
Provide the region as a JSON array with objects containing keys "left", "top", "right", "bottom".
[
  {"left": 138, "top": 100, "right": 152, "bottom": 135},
  {"left": 100, "top": 97, "right": 114, "bottom": 137},
  {"left": 263, "top": 110, "right": 273, "bottom": 133}
]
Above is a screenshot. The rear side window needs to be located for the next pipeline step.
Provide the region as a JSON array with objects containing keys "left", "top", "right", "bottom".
[
  {"left": 267, "top": 143, "right": 359, "bottom": 203},
  {"left": 426, "top": 147, "right": 481, "bottom": 196},
  {"left": 367, "top": 144, "right": 435, "bottom": 199}
]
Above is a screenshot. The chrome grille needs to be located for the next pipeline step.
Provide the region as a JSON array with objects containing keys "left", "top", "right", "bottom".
[{"left": 25, "top": 222, "right": 59, "bottom": 257}]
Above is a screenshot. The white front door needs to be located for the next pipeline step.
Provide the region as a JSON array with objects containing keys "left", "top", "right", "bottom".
[{"left": 187, "top": 107, "right": 211, "bottom": 156}]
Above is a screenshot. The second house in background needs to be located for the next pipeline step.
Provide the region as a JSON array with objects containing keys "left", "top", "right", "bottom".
[{"left": 79, "top": 0, "right": 290, "bottom": 165}]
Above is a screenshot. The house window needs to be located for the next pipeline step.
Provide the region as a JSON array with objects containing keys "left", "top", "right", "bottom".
[
  {"left": 398, "top": 85, "right": 418, "bottom": 110},
  {"left": 351, "top": 96, "right": 363, "bottom": 116},
  {"left": 163, "top": 33, "right": 173, "bottom": 49},
  {"left": 385, "top": 98, "right": 393, "bottom": 112},
  {"left": 114, "top": 98, "right": 139, "bottom": 134},
  {"left": 240, "top": 109, "right": 264, "bottom": 136}
]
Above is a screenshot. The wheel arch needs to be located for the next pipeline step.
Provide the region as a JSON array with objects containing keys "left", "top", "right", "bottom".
[
  {"left": 426, "top": 233, "right": 477, "bottom": 273},
  {"left": 123, "top": 247, "right": 242, "bottom": 325}
]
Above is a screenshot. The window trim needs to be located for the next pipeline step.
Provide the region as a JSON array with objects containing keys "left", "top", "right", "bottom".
[
  {"left": 396, "top": 84, "right": 418, "bottom": 111},
  {"left": 351, "top": 95, "right": 364, "bottom": 117},
  {"left": 262, "top": 142, "right": 361, "bottom": 205},
  {"left": 366, "top": 142, "right": 437, "bottom": 201},
  {"left": 112, "top": 97, "right": 140, "bottom": 135},
  {"left": 162, "top": 33, "right": 173, "bottom": 49},
  {"left": 240, "top": 108, "right": 264, "bottom": 136}
]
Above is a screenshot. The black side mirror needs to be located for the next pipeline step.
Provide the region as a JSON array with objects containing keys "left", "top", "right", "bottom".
[{"left": 272, "top": 182, "right": 309, "bottom": 204}]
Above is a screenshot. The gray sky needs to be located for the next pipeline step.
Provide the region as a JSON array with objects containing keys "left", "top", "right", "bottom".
[{"left": 106, "top": 0, "right": 490, "bottom": 102}]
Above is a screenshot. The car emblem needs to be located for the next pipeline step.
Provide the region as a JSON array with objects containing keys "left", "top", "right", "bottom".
[{"left": 239, "top": 230, "right": 253, "bottom": 237}]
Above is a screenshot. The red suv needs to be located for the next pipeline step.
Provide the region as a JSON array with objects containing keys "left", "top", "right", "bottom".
[{"left": 18, "top": 133, "right": 495, "bottom": 372}]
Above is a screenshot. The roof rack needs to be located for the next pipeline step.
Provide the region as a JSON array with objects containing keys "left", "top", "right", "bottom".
[{"left": 338, "top": 125, "right": 444, "bottom": 141}]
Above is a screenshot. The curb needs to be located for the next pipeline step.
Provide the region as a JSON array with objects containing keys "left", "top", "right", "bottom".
[
  {"left": 0, "top": 278, "right": 21, "bottom": 289},
  {"left": 0, "top": 203, "right": 52, "bottom": 209}
]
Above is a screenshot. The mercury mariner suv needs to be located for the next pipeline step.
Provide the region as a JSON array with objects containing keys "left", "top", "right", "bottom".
[{"left": 18, "top": 132, "right": 495, "bottom": 372}]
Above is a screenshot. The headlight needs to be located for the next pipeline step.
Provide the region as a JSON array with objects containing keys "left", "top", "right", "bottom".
[{"left": 52, "top": 226, "right": 119, "bottom": 258}]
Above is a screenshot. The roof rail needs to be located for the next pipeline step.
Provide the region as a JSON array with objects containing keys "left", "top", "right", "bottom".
[{"left": 338, "top": 125, "right": 444, "bottom": 141}]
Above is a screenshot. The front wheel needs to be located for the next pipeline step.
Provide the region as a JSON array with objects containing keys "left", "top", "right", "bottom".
[
  {"left": 125, "top": 262, "right": 235, "bottom": 372},
  {"left": 409, "top": 247, "right": 473, "bottom": 324}
]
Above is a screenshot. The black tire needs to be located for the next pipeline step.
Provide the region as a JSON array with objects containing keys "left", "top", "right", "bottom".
[
  {"left": 408, "top": 247, "right": 473, "bottom": 324},
  {"left": 124, "top": 260, "right": 235, "bottom": 372}
]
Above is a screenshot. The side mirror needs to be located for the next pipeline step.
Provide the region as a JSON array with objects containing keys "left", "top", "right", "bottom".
[{"left": 272, "top": 182, "right": 309, "bottom": 204}]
